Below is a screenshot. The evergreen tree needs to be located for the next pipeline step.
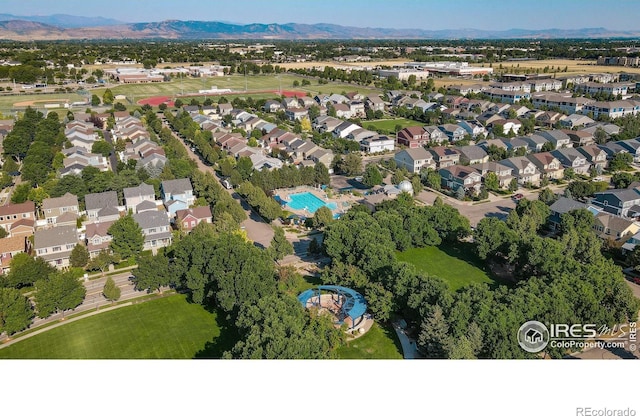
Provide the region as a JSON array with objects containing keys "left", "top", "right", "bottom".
[{"left": 108, "top": 215, "right": 144, "bottom": 259}]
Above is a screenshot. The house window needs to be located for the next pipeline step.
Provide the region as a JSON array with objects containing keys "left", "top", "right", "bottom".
[
  {"left": 52, "top": 246, "right": 61, "bottom": 252},
  {"left": 22, "top": 214, "right": 28, "bottom": 218},
  {"left": 191, "top": 220, "right": 196, "bottom": 227},
  {"left": 66, "top": 244, "right": 75, "bottom": 250},
  {"left": 149, "top": 228, "right": 156, "bottom": 233}
]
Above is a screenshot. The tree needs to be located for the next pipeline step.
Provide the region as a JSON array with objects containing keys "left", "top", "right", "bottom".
[
  {"left": 307, "top": 237, "right": 321, "bottom": 256},
  {"left": 538, "top": 187, "right": 557, "bottom": 205},
  {"left": 69, "top": 244, "right": 90, "bottom": 268},
  {"left": 133, "top": 253, "right": 171, "bottom": 294},
  {"left": 508, "top": 178, "right": 518, "bottom": 193},
  {"left": 34, "top": 272, "right": 86, "bottom": 319},
  {"left": 91, "top": 94, "right": 101, "bottom": 106},
  {"left": 418, "top": 305, "right": 450, "bottom": 358},
  {"left": 102, "top": 276, "right": 121, "bottom": 304},
  {"left": 340, "top": 153, "right": 363, "bottom": 176},
  {"left": 313, "top": 162, "right": 330, "bottom": 185},
  {"left": 102, "top": 88, "right": 114, "bottom": 105},
  {"left": 610, "top": 153, "right": 633, "bottom": 172},
  {"left": 87, "top": 250, "right": 116, "bottom": 276},
  {"left": 269, "top": 226, "right": 293, "bottom": 263},
  {"left": 6, "top": 253, "right": 56, "bottom": 289},
  {"left": 456, "top": 186, "right": 466, "bottom": 200},
  {"left": 0, "top": 287, "right": 33, "bottom": 336},
  {"left": 91, "top": 140, "right": 113, "bottom": 158},
  {"left": 108, "top": 215, "right": 144, "bottom": 259},
  {"left": 312, "top": 206, "right": 334, "bottom": 228},
  {"left": 362, "top": 164, "right": 383, "bottom": 188},
  {"left": 423, "top": 169, "right": 441, "bottom": 191},
  {"left": 226, "top": 295, "right": 344, "bottom": 359},
  {"left": 484, "top": 172, "right": 499, "bottom": 192}
]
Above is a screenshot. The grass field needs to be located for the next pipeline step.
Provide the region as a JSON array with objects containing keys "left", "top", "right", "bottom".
[
  {"left": 0, "top": 295, "right": 235, "bottom": 359},
  {"left": 362, "top": 118, "right": 423, "bottom": 133},
  {"left": 396, "top": 243, "right": 498, "bottom": 291},
  {"left": 336, "top": 322, "right": 403, "bottom": 359}
]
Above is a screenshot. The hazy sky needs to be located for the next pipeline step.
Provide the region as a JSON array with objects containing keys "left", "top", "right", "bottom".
[{"left": 3, "top": 0, "right": 640, "bottom": 31}]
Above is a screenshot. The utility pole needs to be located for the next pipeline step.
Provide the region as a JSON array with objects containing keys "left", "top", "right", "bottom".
[{"left": 244, "top": 64, "right": 247, "bottom": 92}]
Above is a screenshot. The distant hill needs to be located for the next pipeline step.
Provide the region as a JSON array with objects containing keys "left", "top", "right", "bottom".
[
  {"left": 0, "top": 17, "right": 638, "bottom": 40},
  {"left": 0, "top": 13, "right": 123, "bottom": 28}
]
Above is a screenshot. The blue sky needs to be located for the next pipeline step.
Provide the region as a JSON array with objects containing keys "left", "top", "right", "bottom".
[{"left": 3, "top": 0, "right": 640, "bottom": 31}]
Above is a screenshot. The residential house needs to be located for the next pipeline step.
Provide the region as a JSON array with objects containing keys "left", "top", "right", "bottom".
[
  {"left": 590, "top": 188, "right": 640, "bottom": 217},
  {"left": 285, "top": 108, "right": 309, "bottom": 122},
  {"left": 332, "top": 121, "right": 360, "bottom": 139},
  {"left": 456, "top": 145, "right": 489, "bottom": 165},
  {"left": 306, "top": 148, "right": 334, "bottom": 168},
  {"left": 583, "top": 100, "right": 640, "bottom": 120},
  {"left": 538, "top": 130, "right": 573, "bottom": 149},
  {"left": 537, "top": 111, "right": 567, "bottom": 127},
  {"left": 439, "top": 165, "right": 482, "bottom": 194},
  {"left": 593, "top": 212, "right": 640, "bottom": 241},
  {"left": 0, "top": 235, "right": 30, "bottom": 274},
  {"left": 365, "top": 95, "right": 386, "bottom": 112},
  {"left": 617, "top": 139, "right": 640, "bottom": 162},
  {"left": 457, "top": 120, "right": 486, "bottom": 139},
  {"left": 41, "top": 193, "right": 79, "bottom": 226},
  {"left": 429, "top": 147, "right": 461, "bottom": 169},
  {"left": 360, "top": 136, "right": 395, "bottom": 153},
  {"left": 397, "top": 126, "right": 430, "bottom": 148},
  {"left": 85, "top": 220, "right": 115, "bottom": 258},
  {"left": 560, "top": 114, "right": 595, "bottom": 129},
  {"left": 526, "top": 152, "right": 565, "bottom": 180},
  {"left": 548, "top": 197, "right": 591, "bottom": 230},
  {"left": 577, "top": 145, "right": 608, "bottom": 172},
  {"left": 438, "top": 124, "right": 466, "bottom": 142},
  {"left": 347, "top": 128, "right": 377, "bottom": 143},
  {"left": 175, "top": 206, "right": 213, "bottom": 232},
  {"left": 123, "top": 183, "right": 156, "bottom": 214},
  {"left": 564, "top": 130, "right": 595, "bottom": 147},
  {"left": 85, "top": 191, "right": 120, "bottom": 223},
  {"left": 0, "top": 202, "right": 35, "bottom": 234},
  {"left": 161, "top": 178, "right": 195, "bottom": 215},
  {"left": 394, "top": 148, "right": 436, "bottom": 173},
  {"left": 490, "top": 119, "right": 522, "bottom": 136},
  {"left": 551, "top": 148, "right": 591, "bottom": 175},
  {"left": 423, "top": 126, "right": 448, "bottom": 144},
  {"left": 133, "top": 211, "right": 172, "bottom": 251},
  {"left": 501, "top": 156, "right": 541, "bottom": 186},
  {"left": 34, "top": 225, "right": 78, "bottom": 269},
  {"left": 470, "top": 161, "right": 514, "bottom": 189}
]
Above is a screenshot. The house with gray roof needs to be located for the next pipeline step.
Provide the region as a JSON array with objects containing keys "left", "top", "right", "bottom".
[
  {"left": 456, "top": 145, "right": 489, "bottom": 165},
  {"left": 133, "top": 211, "right": 172, "bottom": 252},
  {"left": 85, "top": 191, "right": 121, "bottom": 223},
  {"left": 522, "top": 135, "right": 549, "bottom": 153},
  {"left": 616, "top": 139, "right": 640, "bottom": 162},
  {"left": 394, "top": 148, "right": 436, "bottom": 173},
  {"left": 501, "top": 156, "right": 541, "bottom": 186},
  {"left": 42, "top": 192, "right": 79, "bottom": 226},
  {"left": 577, "top": 145, "right": 608, "bottom": 172},
  {"left": 123, "top": 183, "right": 156, "bottom": 214},
  {"left": 590, "top": 188, "right": 640, "bottom": 217},
  {"left": 551, "top": 148, "right": 590, "bottom": 175},
  {"left": 538, "top": 130, "right": 573, "bottom": 149},
  {"left": 161, "top": 178, "right": 195, "bottom": 215},
  {"left": 34, "top": 225, "right": 78, "bottom": 268},
  {"left": 470, "top": 161, "right": 514, "bottom": 189},
  {"left": 548, "top": 197, "right": 591, "bottom": 229},
  {"left": 85, "top": 220, "right": 115, "bottom": 258}
]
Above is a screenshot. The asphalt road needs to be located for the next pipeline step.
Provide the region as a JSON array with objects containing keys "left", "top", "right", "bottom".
[{"left": 162, "top": 119, "right": 274, "bottom": 247}]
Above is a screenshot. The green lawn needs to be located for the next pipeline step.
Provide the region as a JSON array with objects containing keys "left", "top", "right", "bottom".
[
  {"left": 362, "top": 118, "right": 424, "bottom": 134},
  {"left": 0, "top": 295, "right": 234, "bottom": 359},
  {"left": 396, "top": 244, "right": 497, "bottom": 291},
  {"left": 336, "top": 322, "right": 403, "bottom": 359}
]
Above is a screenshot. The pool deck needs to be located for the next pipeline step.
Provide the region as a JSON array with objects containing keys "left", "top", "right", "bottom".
[{"left": 275, "top": 186, "right": 354, "bottom": 218}]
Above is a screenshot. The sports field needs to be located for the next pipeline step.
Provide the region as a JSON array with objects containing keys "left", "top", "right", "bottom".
[
  {"left": 0, "top": 295, "right": 228, "bottom": 359},
  {"left": 396, "top": 244, "right": 497, "bottom": 291}
]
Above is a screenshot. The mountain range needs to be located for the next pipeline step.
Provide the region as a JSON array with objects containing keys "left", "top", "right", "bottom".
[{"left": 0, "top": 16, "right": 639, "bottom": 40}]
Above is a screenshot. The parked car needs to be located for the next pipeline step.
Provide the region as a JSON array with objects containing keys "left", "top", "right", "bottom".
[{"left": 512, "top": 193, "right": 524, "bottom": 201}]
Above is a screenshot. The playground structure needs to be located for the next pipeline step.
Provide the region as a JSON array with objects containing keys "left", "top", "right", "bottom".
[{"left": 298, "top": 285, "right": 370, "bottom": 335}]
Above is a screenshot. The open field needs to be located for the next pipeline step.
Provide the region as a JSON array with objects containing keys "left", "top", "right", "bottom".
[
  {"left": 362, "top": 118, "right": 424, "bottom": 133},
  {"left": 0, "top": 295, "right": 231, "bottom": 359},
  {"left": 336, "top": 322, "right": 403, "bottom": 359},
  {"left": 396, "top": 244, "right": 498, "bottom": 291}
]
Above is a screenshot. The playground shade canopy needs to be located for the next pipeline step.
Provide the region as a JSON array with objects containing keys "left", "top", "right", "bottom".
[{"left": 297, "top": 285, "right": 367, "bottom": 322}]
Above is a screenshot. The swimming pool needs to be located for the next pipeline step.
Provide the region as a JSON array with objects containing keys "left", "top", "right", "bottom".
[{"left": 280, "top": 192, "right": 337, "bottom": 214}]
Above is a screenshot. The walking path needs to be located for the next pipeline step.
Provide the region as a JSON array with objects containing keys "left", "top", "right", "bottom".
[{"left": 392, "top": 320, "right": 420, "bottom": 359}]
